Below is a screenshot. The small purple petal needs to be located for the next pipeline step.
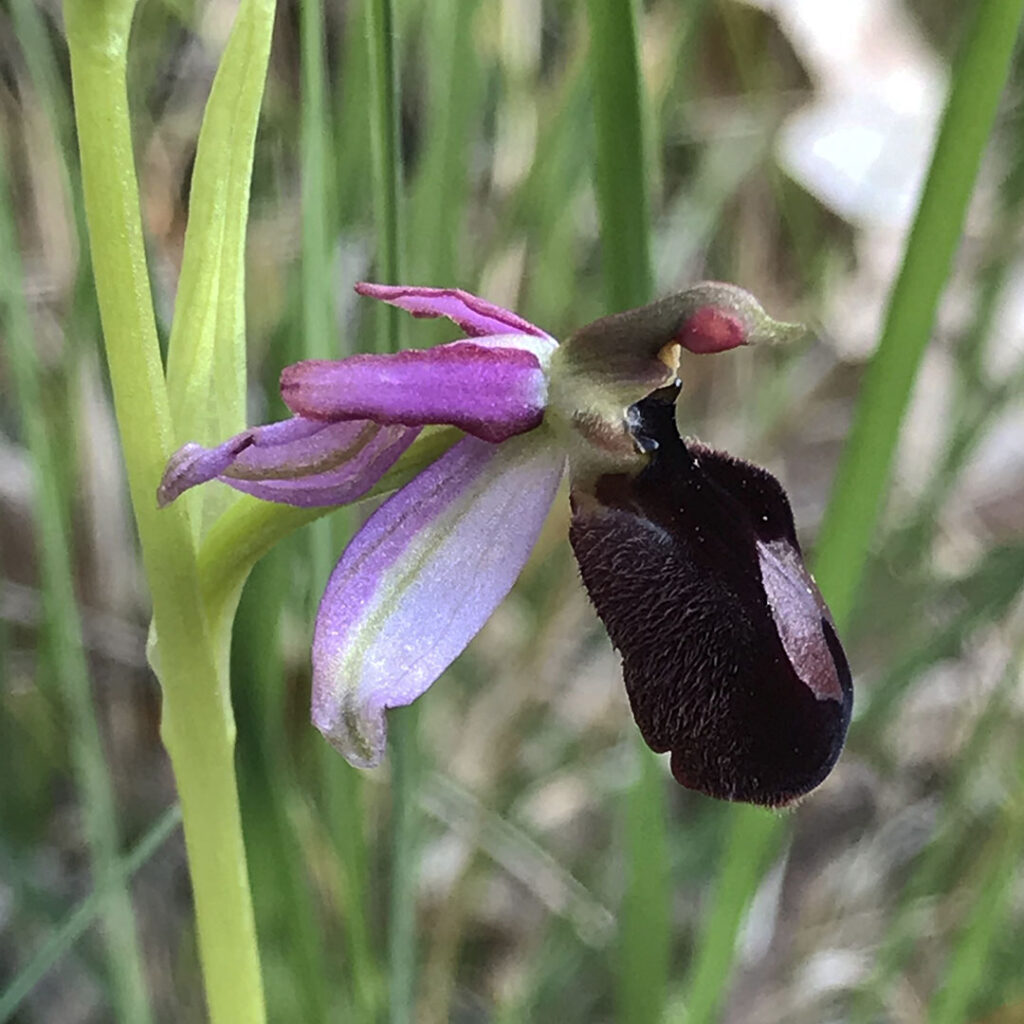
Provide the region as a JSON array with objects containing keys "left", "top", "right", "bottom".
[
  {"left": 312, "top": 432, "right": 565, "bottom": 767},
  {"left": 158, "top": 417, "right": 418, "bottom": 508},
  {"left": 355, "top": 281, "right": 553, "bottom": 340},
  {"left": 280, "top": 343, "right": 549, "bottom": 443}
]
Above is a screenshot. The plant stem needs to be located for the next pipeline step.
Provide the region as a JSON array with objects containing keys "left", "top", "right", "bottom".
[{"left": 63, "top": 8, "right": 265, "bottom": 1022}]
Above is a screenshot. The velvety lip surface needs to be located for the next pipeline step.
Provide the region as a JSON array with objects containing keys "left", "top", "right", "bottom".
[{"left": 568, "top": 387, "right": 852, "bottom": 807}]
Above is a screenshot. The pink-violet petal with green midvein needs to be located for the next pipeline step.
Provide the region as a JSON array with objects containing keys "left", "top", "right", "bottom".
[
  {"left": 157, "top": 416, "right": 418, "bottom": 508},
  {"left": 280, "top": 341, "right": 549, "bottom": 444},
  {"left": 311, "top": 432, "right": 565, "bottom": 767},
  {"left": 355, "top": 281, "right": 555, "bottom": 341}
]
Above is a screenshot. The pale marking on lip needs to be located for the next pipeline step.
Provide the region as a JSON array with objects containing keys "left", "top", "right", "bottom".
[{"left": 757, "top": 538, "right": 844, "bottom": 702}]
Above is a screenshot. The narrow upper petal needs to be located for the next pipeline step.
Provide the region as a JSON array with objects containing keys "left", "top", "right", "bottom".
[
  {"left": 355, "top": 281, "right": 554, "bottom": 341},
  {"left": 158, "top": 416, "right": 418, "bottom": 508},
  {"left": 312, "top": 431, "right": 566, "bottom": 767},
  {"left": 280, "top": 342, "right": 549, "bottom": 443}
]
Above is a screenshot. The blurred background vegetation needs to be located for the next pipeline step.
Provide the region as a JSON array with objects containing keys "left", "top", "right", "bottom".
[{"left": 3, "top": 0, "right": 1024, "bottom": 1021}]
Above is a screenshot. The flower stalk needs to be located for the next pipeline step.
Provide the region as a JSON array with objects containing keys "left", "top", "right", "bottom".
[{"left": 63, "top": 0, "right": 273, "bottom": 1020}]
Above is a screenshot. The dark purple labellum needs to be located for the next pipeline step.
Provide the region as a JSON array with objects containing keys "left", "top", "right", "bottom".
[{"left": 569, "top": 386, "right": 852, "bottom": 806}]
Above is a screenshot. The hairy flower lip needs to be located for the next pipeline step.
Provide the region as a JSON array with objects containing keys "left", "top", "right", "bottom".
[{"left": 568, "top": 385, "right": 852, "bottom": 807}]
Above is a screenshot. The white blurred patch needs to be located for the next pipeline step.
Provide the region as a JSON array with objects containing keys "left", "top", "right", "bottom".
[
  {"left": 739, "top": 0, "right": 949, "bottom": 359},
  {"left": 740, "top": 0, "right": 945, "bottom": 230},
  {"left": 796, "top": 947, "right": 869, "bottom": 997},
  {"left": 985, "top": 257, "right": 1024, "bottom": 379}
]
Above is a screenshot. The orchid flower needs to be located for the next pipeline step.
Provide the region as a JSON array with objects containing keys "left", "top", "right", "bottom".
[{"left": 160, "top": 282, "right": 852, "bottom": 807}]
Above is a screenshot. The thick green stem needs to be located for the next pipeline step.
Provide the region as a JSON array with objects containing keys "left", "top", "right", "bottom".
[{"left": 63, "top": 9, "right": 265, "bottom": 1023}]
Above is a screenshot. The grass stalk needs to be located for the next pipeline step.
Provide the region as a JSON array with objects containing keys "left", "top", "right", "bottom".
[
  {"left": 300, "top": 2, "right": 379, "bottom": 1016},
  {"left": 586, "top": 0, "right": 653, "bottom": 312},
  {"left": 681, "top": 2, "right": 1024, "bottom": 1019},
  {"left": 366, "top": 0, "right": 405, "bottom": 351},
  {"left": 364, "top": 0, "right": 418, "bottom": 1019},
  {"left": 585, "top": 3, "right": 670, "bottom": 1022},
  {"left": 0, "top": 807, "right": 182, "bottom": 1023},
  {"left": 812, "top": 0, "right": 1024, "bottom": 624}
]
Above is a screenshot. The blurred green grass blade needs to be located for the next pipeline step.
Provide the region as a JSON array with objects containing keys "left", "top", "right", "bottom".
[
  {"left": 680, "top": 3, "right": 1024, "bottom": 1018},
  {"left": 366, "top": 0, "right": 405, "bottom": 352},
  {"left": 10, "top": 0, "right": 79, "bottom": 200},
  {"left": 586, "top": 0, "right": 653, "bottom": 312},
  {"left": 318, "top": 744, "right": 381, "bottom": 1018},
  {"left": 407, "top": 0, "right": 479, "bottom": 287},
  {"left": 0, "top": 150, "right": 153, "bottom": 1024},
  {"left": 232, "top": 552, "right": 331, "bottom": 1023},
  {"left": 928, "top": 788, "right": 1024, "bottom": 1022},
  {"left": 849, "top": 634, "right": 1024, "bottom": 1021},
  {"left": 163, "top": 0, "right": 275, "bottom": 536},
  {"left": 364, "top": 0, "right": 418, "bottom": 1019},
  {"left": 387, "top": 703, "right": 420, "bottom": 1024},
  {"left": 0, "top": 806, "right": 181, "bottom": 1023},
  {"left": 617, "top": 744, "right": 671, "bottom": 1024},
  {"left": 678, "top": 807, "right": 784, "bottom": 1024},
  {"left": 333, "top": 0, "right": 374, "bottom": 231},
  {"left": 302, "top": 0, "right": 336, "bottom": 364},
  {"left": 299, "top": 2, "right": 379, "bottom": 1017},
  {"left": 585, "top": 4, "right": 669, "bottom": 1022},
  {"left": 812, "top": 0, "right": 1024, "bottom": 627}
]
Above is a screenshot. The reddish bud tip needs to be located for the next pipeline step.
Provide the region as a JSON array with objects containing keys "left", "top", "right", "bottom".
[{"left": 676, "top": 307, "right": 747, "bottom": 354}]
